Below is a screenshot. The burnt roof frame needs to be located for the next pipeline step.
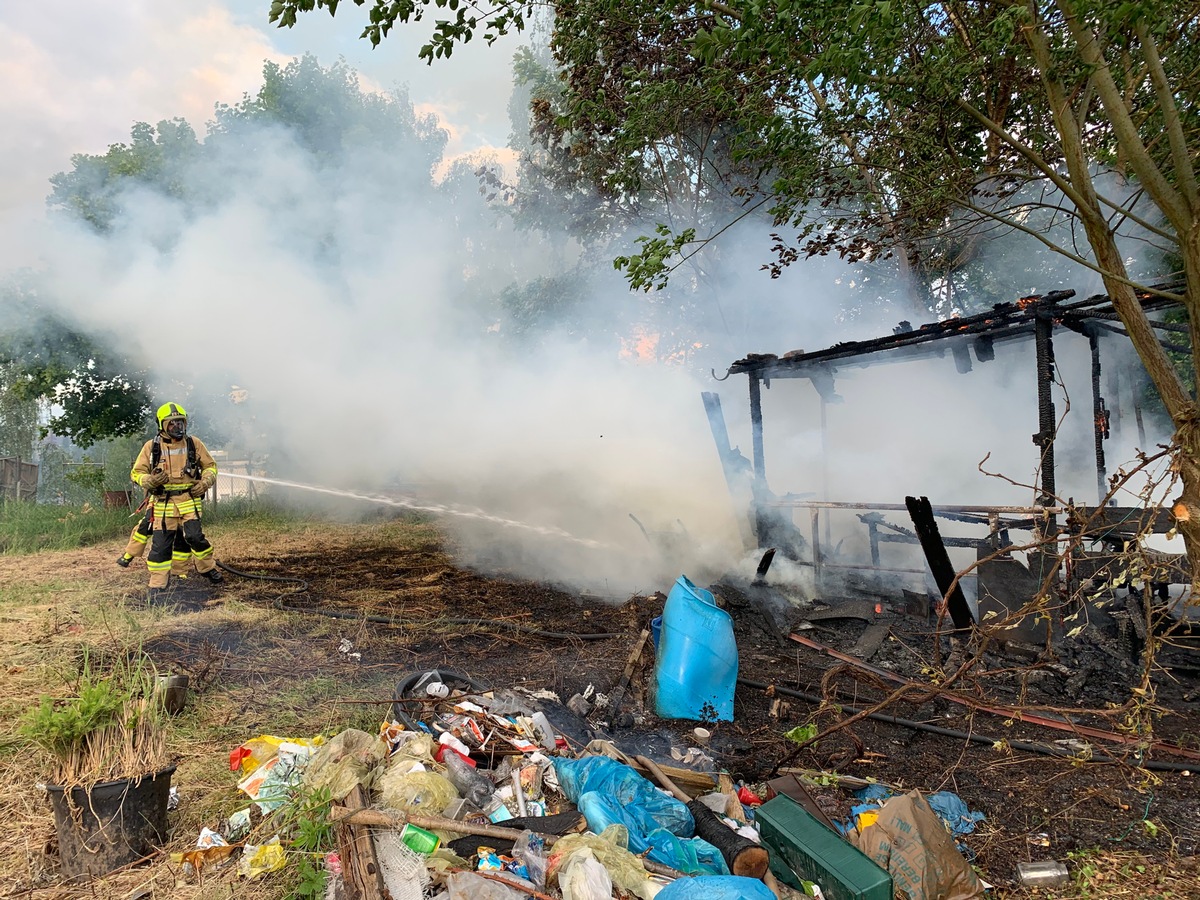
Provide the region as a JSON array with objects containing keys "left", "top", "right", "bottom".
[{"left": 719, "top": 285, "right": 1188, "bottom": 541}]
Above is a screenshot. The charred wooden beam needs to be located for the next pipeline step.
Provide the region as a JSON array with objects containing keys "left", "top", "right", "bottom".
[{"left": 905, "top": 495, "right": 975, "bottom": 632}]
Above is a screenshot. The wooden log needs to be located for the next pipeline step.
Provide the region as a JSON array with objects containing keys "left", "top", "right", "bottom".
[
  {"left": 335, "top": 784, "right": 385, "bottom": 900},
  {"left": 636, "top": 755, "right": 769, "bottom": 880},
  {"left": 607, "top": 628, "right": 650, "bottom": 719}
]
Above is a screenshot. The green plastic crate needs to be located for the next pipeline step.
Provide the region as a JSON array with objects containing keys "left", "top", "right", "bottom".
[{"left": 756, "top": 795, "right": 892, "bottom": 900}]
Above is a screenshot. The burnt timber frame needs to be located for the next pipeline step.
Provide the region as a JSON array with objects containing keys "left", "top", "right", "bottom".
[{"left": 716, "top": 285, "right": 1189, "bottom": 612}]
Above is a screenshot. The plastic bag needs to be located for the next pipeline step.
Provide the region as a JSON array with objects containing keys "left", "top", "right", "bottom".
[
  {"left": 230, "top": 734, "right": 325, "bottom": 774},
  {"left": 655, "top": 875, "right": 776, "bottom": 900},
  {"left": 303, "top": 728, "right": 389, "bottom": 801},
  {"left": 447, "top": 871, "right": 528, "bottom": 900},
  {"left": 554, "top": 757, "right": 693, "bottom": 836},
  {"left": 549, "top": 825, "right": 662, "bottom": 900},
  {"left": 379, "top": 770, "right": 460, "bottom": 818},
  {"left": 853, "top": 791, "right": 985, "bottom": 900},
  {"left": 239, "top": 837, "right": 287, "bottom": 880},
  {"left": 560, "top": 849, "right": 613, "bottom": 900},
  {"left": 579, "top": 792, "right": 729, "bottom": 876},
  {"left": 513, "top": 831, "right": 549, "bottom": 888}
]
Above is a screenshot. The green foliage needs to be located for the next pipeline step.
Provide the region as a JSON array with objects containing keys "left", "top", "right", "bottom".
[
  {"left": 278, "top": 785, "right": 335, "bottom": 900},
  {"left": 784, "top": 722, "right": 819, "bottom": 744},
  {"left": 268, "top": 0, "right": 535, "bottom": 61},
  {"left": 0, "top": 277, "right": 153, "bottom": 447},
  {"left": 614, "top": 226, "right": 698, "bottom": 292},
  {"left": 286, "top": 855, "right": 328, "bottom": 900},
  {"left": 20, "top": 674, "right": 127, "bottom": 758},
  {"left": 64, "top": 459, "right": 104, "bottom": 500},
  {"left": 290, "top": 786, "right": 336, "bottom": 852},
  {"left": 0, "top": 361, "right": 40, "bottom": 460},
  {"left": 18, "top": 651, "right": 168, "bottom": 785},
  {"left": 0, "top": 498, "right": 131, "bottom": 553},
  {"left": 47, "top": 119, "right": 201, "bottom": 232}
]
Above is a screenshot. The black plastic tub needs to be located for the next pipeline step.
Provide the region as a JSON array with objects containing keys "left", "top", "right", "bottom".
[{"left": 45, "top": 764, "right": 176, "bottom": 879}]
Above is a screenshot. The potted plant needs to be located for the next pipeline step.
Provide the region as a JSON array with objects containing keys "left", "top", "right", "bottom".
[{"left": 20, "top": 653, "right": 175, "bottom": 880}]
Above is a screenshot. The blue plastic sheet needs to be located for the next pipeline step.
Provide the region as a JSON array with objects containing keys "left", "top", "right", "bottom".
[
  {"left": 554, "top": 757, "right": 694, "bottom": 835},
  {"left": 554, "top": 757, "right": 728, "bottom": 876},
  {"left": 655, "top": 875, "right": 776, "bottom": 900},
  {"left": 579, "top": 792, "right": 729, "bottom": 876},
  {"left": 847, "top": 785, "right": 985, "bottom": 836}
]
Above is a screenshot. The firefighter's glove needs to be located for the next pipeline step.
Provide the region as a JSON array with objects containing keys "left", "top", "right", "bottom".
[
  {"left": 190, "top": 473, "right": 216, "bottom": 497},
  {"left": 141, "top": 469, "right": 168, "bottom": 490}
]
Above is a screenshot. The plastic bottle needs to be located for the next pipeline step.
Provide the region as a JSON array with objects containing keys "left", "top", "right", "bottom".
[
  {"left": 481, "top": 794, "right": 514, "bottom": 823},
  {"left": 441, "top": 748, "right": 495, "bottom": 807},
  {"left": 530, "top": 711, "right": 557, "bottom": 751}
]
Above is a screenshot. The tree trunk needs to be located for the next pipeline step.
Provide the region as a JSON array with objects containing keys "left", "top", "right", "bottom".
[{"left": 1089, "top": 221, "right": 1200, "bottom": 595}]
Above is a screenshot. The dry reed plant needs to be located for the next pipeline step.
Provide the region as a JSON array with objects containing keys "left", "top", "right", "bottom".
[{"left": 19, "top": 652, "right": 171, "bottom": 788}]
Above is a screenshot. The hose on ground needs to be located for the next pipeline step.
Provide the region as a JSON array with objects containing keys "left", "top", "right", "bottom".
[
  {"left": 737, "top": 678, "right": 1197, "bottom": 774},
  {"left": 214, "top": 561, "right": 621, "bottom": 641}
]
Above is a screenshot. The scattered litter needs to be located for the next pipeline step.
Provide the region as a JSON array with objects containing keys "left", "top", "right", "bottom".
[
  {"left": 670, "top": 747, "right": 713, "bottom": 766},
  {"left": 153, "top": 585, "right": 1021, "bottom": 899},
  {"left": 239, "top": 837, "right": 287, "bottom": 880}
]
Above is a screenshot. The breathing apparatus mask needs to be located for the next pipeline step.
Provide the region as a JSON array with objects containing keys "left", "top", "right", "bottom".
[{"left": 163, "top": 417, "right": 187, "bottom": 440}]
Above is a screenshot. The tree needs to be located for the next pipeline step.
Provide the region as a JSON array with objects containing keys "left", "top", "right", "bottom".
[
  {"left": 273, "top": 0, "right": 1200, "bottom": 583},
  {"left": 48, "top": 120, "right": 201, "bottom": 232},
  {"left": 0, "top": 279, "right": 152, "bottom": 447}
]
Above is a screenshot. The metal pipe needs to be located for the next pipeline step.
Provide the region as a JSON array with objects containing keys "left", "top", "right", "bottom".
[
  {"left": 737, "top": 679, "right": 1199, "bottom": 773},
  {"left": 765, "top": 500, "right": 1063, "bottom": 514}
]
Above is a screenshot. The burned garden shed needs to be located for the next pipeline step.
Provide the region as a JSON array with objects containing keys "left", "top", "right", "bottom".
[{"left": 705, "top": 286, "right": 1192, "bottom": 644}]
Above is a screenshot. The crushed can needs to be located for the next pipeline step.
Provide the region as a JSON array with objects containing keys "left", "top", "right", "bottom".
[{"left": 399, "top": 823, "right": 440, "bottom": 856}]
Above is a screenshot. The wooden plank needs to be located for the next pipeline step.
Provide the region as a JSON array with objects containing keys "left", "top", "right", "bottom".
[{"left": 335, "top": 784, "right": 385, "bottom": 900}]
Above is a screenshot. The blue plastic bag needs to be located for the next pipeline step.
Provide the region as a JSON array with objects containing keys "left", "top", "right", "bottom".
[
  {"left": 553, "top": 757, "right": 693, "bottom": 835},
  {"left": 578, "top": 792, "right": 729, "bottom": 876},
  {"left": 654, "top": 875, "right": 776, "bottom": 900}
]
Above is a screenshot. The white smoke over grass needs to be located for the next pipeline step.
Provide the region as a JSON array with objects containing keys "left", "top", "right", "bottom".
[
  {"left": 21, "top": 112, "right": 759, "bottom": 593},
  {"left": 3, "top": 44, "right": 1181, "bottom": 597}
]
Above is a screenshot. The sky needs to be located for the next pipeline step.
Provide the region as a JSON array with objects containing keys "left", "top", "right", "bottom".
[
  {"left": 0, "top": 0, "right": 519, "bottom": 253},
  {"left": 0, "top": 2, "right": 1178, "bottom": 596}
]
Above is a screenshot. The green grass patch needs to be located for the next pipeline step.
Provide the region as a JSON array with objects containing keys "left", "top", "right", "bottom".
[
  {"left": 0, "top": 501, "right": 131, "bottom": 553},
  {"left": 0, "top": 496, "right": 357, "bottom": 556}
]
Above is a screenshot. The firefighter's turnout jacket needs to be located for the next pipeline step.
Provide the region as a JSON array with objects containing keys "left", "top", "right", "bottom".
[{"left": 131, "top": 435, "right": 219, "bottom": 586}]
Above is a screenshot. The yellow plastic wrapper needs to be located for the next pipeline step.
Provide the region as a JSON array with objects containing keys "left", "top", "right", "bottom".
[
  {"left": 234, "top": 734, "right": 327, "bottom": 774},
  {"left": 239, "top": 837, "right": 288, "bottom": 880}
]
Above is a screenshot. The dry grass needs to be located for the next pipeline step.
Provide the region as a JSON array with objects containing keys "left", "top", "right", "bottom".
[{"left": 0, "top": 517, "right": 422, "bottom": 898}]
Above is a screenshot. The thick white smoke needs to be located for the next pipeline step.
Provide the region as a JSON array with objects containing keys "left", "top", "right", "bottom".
[{"left": 0, "top": 5, "right": 1177, "bottom": 596}]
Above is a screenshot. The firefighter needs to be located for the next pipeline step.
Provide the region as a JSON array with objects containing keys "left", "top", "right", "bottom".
[
  {"left": 131, "top": 402, "right": 222, "bottom": 596},
  {"left": 117, "top": 508, "right": 198, "bottom": 578}
]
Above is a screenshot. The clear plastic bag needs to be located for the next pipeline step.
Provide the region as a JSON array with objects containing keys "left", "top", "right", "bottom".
[
  {"left": 549, "top": 826, "right": 661, "bottom": 900},
  {"left": 560, "top": 850, "right": 613, "bottom": 900},
  {"left": 512, "top": 831, "right": 548, "bottom": 888}
]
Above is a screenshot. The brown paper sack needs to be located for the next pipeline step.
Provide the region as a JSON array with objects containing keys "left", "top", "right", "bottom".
[{"left": 852, "top": 790, "right": 985, "bottom": 900}]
